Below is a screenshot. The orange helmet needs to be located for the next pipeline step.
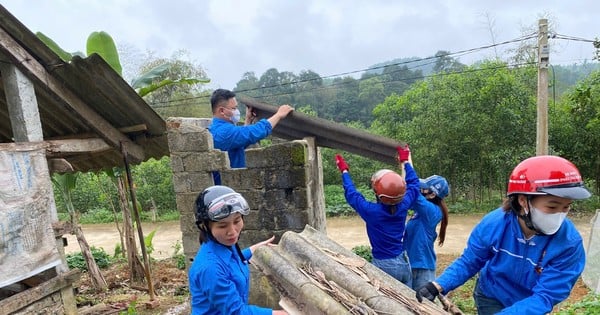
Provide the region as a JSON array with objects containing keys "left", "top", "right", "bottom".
[
  {"left": 371, "top": 169, "right": 406, "bottom": 205},
  {"left": 507, "top": 155, "right": 591, "bottom": 200}
]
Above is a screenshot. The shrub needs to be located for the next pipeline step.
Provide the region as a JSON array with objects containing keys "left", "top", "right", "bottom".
[
  {"left": 352, "top": 245, "right": 373, "bottom": 262},
  {"left": 66, "top": 246, "right": 112, "bottom": 270}
]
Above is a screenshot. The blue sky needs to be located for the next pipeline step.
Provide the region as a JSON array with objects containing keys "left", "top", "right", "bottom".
[{"left": 2, "top": 1, "right": 598, "bottom": 88}]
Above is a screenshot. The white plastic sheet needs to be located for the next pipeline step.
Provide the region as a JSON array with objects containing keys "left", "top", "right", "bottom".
[{"left": 0, "top": 149, "right": 61, "bottom": 287}]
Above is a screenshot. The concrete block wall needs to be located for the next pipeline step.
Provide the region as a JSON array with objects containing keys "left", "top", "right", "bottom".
[{"left": 166, "top": 117, "right": 326, "bottom": 265}]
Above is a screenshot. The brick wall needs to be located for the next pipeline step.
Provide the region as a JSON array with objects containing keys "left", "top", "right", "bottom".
[{"left": 166, "top": 117, "right": 326, "bottom": 266}]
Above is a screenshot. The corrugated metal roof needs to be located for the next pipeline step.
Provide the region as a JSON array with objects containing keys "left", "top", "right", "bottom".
[
  {"left": 0, "top": 5, "right": 169, "bottom": 172},
  {"left": 238, "top": 96, "right": 406, "bottom": 166}
]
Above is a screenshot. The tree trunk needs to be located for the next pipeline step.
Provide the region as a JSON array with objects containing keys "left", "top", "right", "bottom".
[
  {"left": 116, "top": 175, "right": 145, "bottom": 283},
  {"left": 71, "top": 214, "right": 107, "bottom": 291},
  {"left": 98, "top": 175, "right": 126, "bottom": 258}
]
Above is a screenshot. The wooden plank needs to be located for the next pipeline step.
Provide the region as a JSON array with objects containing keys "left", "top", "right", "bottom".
[
  {"left": 0, "top": 269, "right": 80, "bottom": 314},
  {"left": 0, "top": 138, "right": 111, "bottom": 154},
  {"left": 238, "top": 96, "right": 405, "bottom": 165},
  {"left": 0, "top": 27, "right": 145, "bottom": 162}
]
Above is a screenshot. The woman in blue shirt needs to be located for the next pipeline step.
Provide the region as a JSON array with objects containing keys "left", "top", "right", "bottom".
[
  {"left": 334, "top": 145, "right": 419, "bottom": 286},
  {"left": 416, "top": 155, "right": 591, "bottom": 314},
  {"left": 188, "top": 185, "right": 288, "bottom": 315},
  {"left": 405, "top": 175, "right": 449, "bottom": 290}
]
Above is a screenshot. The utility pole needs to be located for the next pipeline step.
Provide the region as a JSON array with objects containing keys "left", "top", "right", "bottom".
[{"left": 536, "top": 19, "right": 549, "bottom": 155}]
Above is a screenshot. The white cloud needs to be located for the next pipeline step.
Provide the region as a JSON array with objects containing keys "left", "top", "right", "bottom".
[{"left": 1, "top": 0, "right": 597, "bottom": 89}]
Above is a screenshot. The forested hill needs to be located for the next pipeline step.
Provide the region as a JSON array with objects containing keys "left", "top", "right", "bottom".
[
  {"left": 233, "top": 58, "right": 599, "bottom": 126},
  {"left": 233, "top": 58, "right": 600, "bottom": 200}
]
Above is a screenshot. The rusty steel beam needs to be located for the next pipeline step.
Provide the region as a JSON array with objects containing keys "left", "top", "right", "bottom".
[{"left": 237, "top": 96, "right": 406, "bottom": 166}]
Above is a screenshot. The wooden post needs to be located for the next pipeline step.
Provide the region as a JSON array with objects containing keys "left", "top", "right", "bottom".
[
  {"left": 536, "top": 19, "right": 549, "bottom": 155},
  {"left": 0, "top": 64, "right": 78, "bottom": 314}
]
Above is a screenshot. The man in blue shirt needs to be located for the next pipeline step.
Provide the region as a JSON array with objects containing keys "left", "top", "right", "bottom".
[{"left": 209, "top": 89, "right": 294, "bottom": 184}]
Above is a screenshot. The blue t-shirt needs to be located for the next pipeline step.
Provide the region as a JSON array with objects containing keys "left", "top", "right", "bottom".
[
  {"left": 188, "top": 239, "right": 271, "bottom": 315},
  {"left": 405, "top": 194, "right": 443, "bottom": 270},
  {"left": 208, "top": 117, "right": 273, "bottom": 168},
  {"left": 436, "top": 208, "right": 585, "bottom": 314},
  {"left": 341, "top": 163, "right": 420, "bottom": 260}
]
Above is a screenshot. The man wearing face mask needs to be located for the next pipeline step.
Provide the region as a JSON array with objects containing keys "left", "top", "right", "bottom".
[
  {"left": 415, "top": 155, "right": 591, "bottom": 314},
  {"left": 208, "top": 89, "right": 294, "bottom": 184}
]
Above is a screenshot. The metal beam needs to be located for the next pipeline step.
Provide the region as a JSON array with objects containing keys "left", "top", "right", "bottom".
[{"left": 238, "top": 96, "right": 405, "bottom": 165}]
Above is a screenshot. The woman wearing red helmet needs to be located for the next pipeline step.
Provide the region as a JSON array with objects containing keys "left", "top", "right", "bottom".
[
  {"left": 334, "top": 145, "right": 420, "bottom": 286},
  {"left": 415, "top": 156, "right": 591, "bottom": 314}
]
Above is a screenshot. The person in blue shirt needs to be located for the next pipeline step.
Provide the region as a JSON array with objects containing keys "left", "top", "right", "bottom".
[
  {"left": 208, "top": 89, "right": 294, "bottom": 184},
  {"left": 334, "top": 145, "right": 419, "bottom": 286},
  {"left": 405, "top": 175, "right": 450, "bottom": 290},
  {"left": 416, "top": 155, "right": 592, "bottom": 314},
  {"left": 188, "top": 185, "right": 288, "bottom": 315}
]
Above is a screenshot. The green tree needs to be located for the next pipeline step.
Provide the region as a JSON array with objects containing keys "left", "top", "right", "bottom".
[
  {"left": 432, "top": 50, "right": 466, "bottom": 73},
  {"left": 551, "top": 70, "right": 600, "bottom": 194},
  {"left": 134, "top": 50, "right": 211, "bottom": 118},
  {"left": 371, "top": 60, "right": 538, "bottom": 205}
]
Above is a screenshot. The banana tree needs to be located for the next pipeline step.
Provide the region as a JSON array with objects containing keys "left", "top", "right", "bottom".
[{"left": 38, "top": 30, "right": 207, "bottom": 287}]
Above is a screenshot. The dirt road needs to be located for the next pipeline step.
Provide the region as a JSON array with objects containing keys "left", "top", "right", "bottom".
[{"left": 64, "top": 213, "right": 595, "bottom": 259}]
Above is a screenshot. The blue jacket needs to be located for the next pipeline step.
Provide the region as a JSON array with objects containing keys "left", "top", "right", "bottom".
[
  {"left": 341, "top": 163, "right": 419, "bottom": 259},
  {"left": 436, "top": 208, "right": 585, "bottom": 314},
  {"left": 405, "top": 194, "right": 442, "bottom": 270},
  {"left": 188, "top": 239, "right": 271, "bottom": 315},
  {"left": 208, "top": 117, "right": 273, "bottom": 168}
]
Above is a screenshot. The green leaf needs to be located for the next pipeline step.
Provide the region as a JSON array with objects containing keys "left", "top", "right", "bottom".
[
  {"left": 131, "top": 63, "right": 171, "bottom": 89},
  {"left": 86, "top": 31, "right": 122, "bottom": 75},
  {"left": 137, "top": 78, "right": 208, "bottom": 97},
  {"left": 36, "top": 32, "right": 73, "bottom": 62}
]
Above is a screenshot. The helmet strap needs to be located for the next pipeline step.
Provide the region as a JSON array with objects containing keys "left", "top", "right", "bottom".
[{"left": 516, "top": 196, "right": 538, "bottom": 233}]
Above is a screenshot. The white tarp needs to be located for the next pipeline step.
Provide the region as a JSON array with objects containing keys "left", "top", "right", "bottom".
[
  {"left": 0, "top": 149, "right": 61, "bottom": 287},
  {"left": 583, "top": 210, "right": 600, "bottom": 292}
]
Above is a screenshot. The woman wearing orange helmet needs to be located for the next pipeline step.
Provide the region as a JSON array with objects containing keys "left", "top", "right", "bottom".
[
  {"left": 335, "top": 145, "right": 420, "bottom": 286},
  {"left": 416, "top": 156, "right": 591, "bottom": 314}
]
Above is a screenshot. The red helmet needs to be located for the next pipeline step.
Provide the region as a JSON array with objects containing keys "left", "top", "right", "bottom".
[
  {"left": 371, "top": 169, "right": 406, "bottom": 205},
  {"left": 507, "top": 155, "right": 591, "bottom": 200}
]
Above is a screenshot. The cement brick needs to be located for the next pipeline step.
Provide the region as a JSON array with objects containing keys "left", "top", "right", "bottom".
[
  {"left": 246, "top": 141, "right": 306, "bottom": 169},
  {"left": 221, "top": 168, "right": 265, "bottom": 190},
  {"left": 264, "top": 167, "right": 306, "bottom": 189},
  {"left": 182, "top": 151, "right": 229, "bottom": 172},
  {"left": 169, "top": 154, "right": 184, "bottom": 172},
  {"left": 167, "top": 123, "right": 213, "bottom": 152}
]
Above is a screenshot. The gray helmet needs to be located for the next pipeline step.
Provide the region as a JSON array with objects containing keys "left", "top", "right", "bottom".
[{"left": 195, "top": 185, "right": 250, "bottom": 222}]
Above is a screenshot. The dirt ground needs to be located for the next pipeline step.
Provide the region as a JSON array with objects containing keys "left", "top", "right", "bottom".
[{"left": 69, "top": 213, "right": 596, "bottom": 314}]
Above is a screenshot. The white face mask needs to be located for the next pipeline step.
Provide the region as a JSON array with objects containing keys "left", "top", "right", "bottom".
[
  {"left": 528, "top": 202, "right": 567, "bottom": 235},
  {"left": 231, "top": 109, "right": 241, "bottom": 124}
]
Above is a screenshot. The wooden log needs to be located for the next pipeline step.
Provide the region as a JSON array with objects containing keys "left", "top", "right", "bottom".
[{"left": 0, "top": 269, "right": 80, "bottom": 314}]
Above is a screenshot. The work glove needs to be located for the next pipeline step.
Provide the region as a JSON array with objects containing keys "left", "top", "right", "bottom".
[
  {"left": 415, "top": 282, "right": 440, "bottom": 303},
  {"left": 335, "top": 154, "right": 349, "bottom": 173},
  {"left": 397, "top": 144, "right": 410, "bottom": 163}
]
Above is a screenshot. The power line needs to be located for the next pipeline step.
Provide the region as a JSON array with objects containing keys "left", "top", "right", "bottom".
[
  {"left": 152, "top": 60, "right": 536, "bottom": 109},
  {"left": 553, "top": 34, "right": 597, "bottom": 43},
  {"left": 149, "top": 32, "right": 598, "bottom": 108}
]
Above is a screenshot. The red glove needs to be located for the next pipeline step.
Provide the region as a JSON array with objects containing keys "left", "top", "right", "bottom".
[
  {"left": 335, "top": 154, "right": 349, "bottom": 172},
  {"left": 397, "top": 144, "right": 410, "bottom": 163}
]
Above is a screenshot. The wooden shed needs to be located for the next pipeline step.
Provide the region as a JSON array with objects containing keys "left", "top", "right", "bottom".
[{"left": 0, "top": 5, "right": 168, "bottom": 314}]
